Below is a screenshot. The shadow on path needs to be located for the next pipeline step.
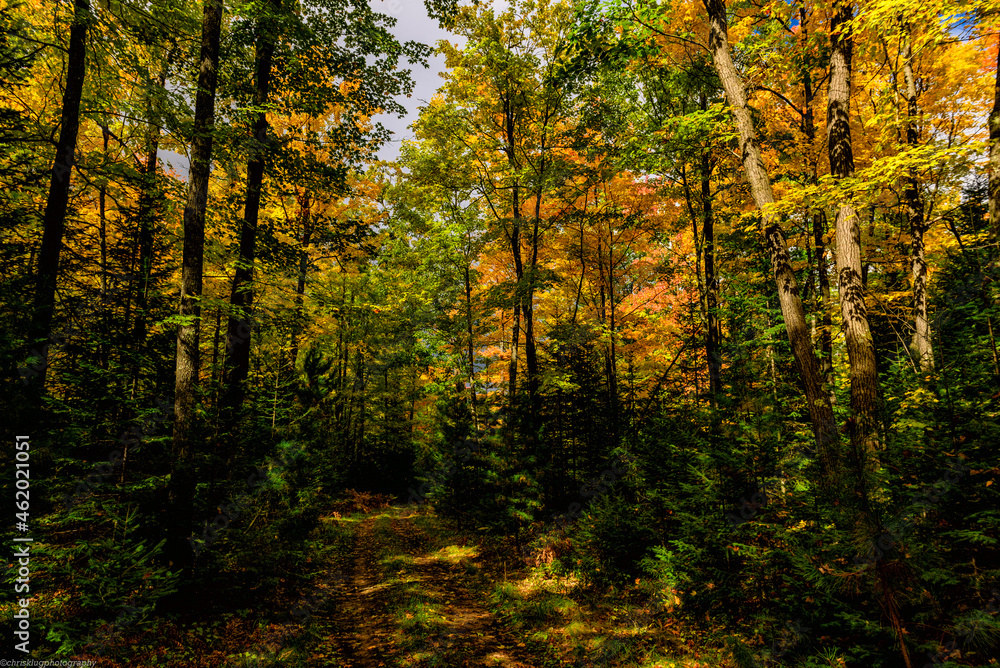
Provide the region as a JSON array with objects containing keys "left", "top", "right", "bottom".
[{"left": 308, "top": 506, "right": 537, "bottom": 668}]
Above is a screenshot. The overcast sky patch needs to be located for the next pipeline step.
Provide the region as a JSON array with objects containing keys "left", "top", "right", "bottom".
[{"left": 371, "top": 0, "right": 468, "bottom": 162}]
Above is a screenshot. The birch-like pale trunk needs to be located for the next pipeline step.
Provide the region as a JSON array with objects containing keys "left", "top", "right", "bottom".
[{"left": 703, "top": 0, "right": 840, "bottom": 483}]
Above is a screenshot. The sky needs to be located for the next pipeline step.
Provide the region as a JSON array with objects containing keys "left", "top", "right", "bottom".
[{"left": 370, "top": 0, "right": 465, "bottom": 162}]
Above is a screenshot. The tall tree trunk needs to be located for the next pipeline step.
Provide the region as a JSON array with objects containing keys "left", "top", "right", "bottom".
[
  {"left": 507, "top": 193, "right": 523, "bottom": 403},
  {"left": 990, "top": 33, "right": 1000, "bottom": 249},
  {"left": 597, "top": 235, "right": 617, "bottom": 441},
  {"left": 503, "top": 91, "right": 525, "bottom": 413},
  {"left": 902, "top": 24, "right": 933, "bottom": 372},
  {"left": 524, "top": 178, "right": 542, "bottom": 440},
  {"left": 465, "top": 264, "right": 477, "bottom": 418},
  {"left": 509, "top": 302, "right": 520, "bottom": 401},
  {"left": 572, "top": 197, "right": 587, "bottom": 325},
  {"left": 131, "top": 57, "right": 171, "bottom": 398},
  {"left": 703, "top": 0, "right": 840, "bottom": 482},
  {"left": 827, "top": 1, "right": 882, "bottom": 476},
  {"left": 98, "top": 127, "right": 110, "bottom": 373},
  {"left": 212, "top": 307, "right": 222, "bottom": 382},
  {"left": 812, "top": 207, "right": 834, "bottom": 396},
  {"left": 334, "top": 281, "right": 350, "bottom": 432},
  {"left": 350, "top": 349, "right": 365, "bottom": 462},
  {"left": 828, "top": 33, "right": 901, "bottom": 666},
  {"left": 289, "top": 190, "right": 312, "bottom": 370},
  {"left": 701, "top": 94, "right": 722, "bottom": 408},
  {"left": 223, "top": 0, "right": 280, "bottom": 418},
  {"left": 607, "top": 240, "right": 619, "bottom": 445},
  {"left": 168, "top": 0, "right": 223, "bottom": 573},
  {"left": 27, "top": 0, "right": 90, "bottom": 390},
  {"left": 681, "top": 161, "right": 711, "bottom": 405},
  {"left": 799, "top": 11, "right": 835, "bottom": 401}
]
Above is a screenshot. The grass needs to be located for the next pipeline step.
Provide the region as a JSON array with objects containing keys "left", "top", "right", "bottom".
[
  {"left": 39, "top": 502, "right": 744, "bottom": 667},
  {"left": 421, "top": 510, "right": 739, "bottom": 668}
]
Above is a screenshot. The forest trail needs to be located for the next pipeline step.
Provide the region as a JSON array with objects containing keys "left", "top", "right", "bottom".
[{"left": 308, "top": 505, "right": 538, "bottom": 668}]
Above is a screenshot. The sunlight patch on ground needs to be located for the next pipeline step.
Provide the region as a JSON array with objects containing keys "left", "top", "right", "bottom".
[
  {"left": 380, "top": 552, "right": 417, "bottom": 568},
  {"left": 485, "top": 650, "right": 518, "bottom": 665},
  {"left": 320, "top": 513, "right": 365, "bottom": 524},
  {"left": 508, "top": 561, "right": 582, "bottom": 600},
  {"left": 487, "top": 558, "right": 739, "bottom": 668},
  {"left": 431, "top": 543, "right": 479, "bottom": 562}
]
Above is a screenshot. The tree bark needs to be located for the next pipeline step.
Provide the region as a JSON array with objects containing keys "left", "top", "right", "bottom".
[
  {"left": 681, "top": 159, "right": 715, "bottom": 408},
  {"left": 703, "top": 0, "right": 840, "bottom": 481},
  {"left": 98, "top": 127, "right": 110, "bottom": 373},
  {"left": 27, "top": 0, "right": 90, "bottom": 390},
  {"left": 813, "top": 209, "right": 835, "bottom": 395},
  {"left": 509, "top": 300, "right": 520, "bottom": 401},
  {"left": 827, "top": 1, "right": 882, "bottom": 472},
  {"left": 524, "top": 165, "right": 542, "bottom": 438},
  {"left": 606, "top": 237, "right": 619, "bottom": 445},
  {"left": 289, "top": 190, "right": 312, "bottom": 371},
  {"left": 168, "top": 0, "right": 223, "bottom": 573},
  {"left": 334, "top": 280, "right": 350, "bottom": 431},
  {"left": 701, "top": 94, "right": 722, "bottom": 407},
  {"left": 990, "top": 33, "right": 1000, "bottom": 249},
  {"left": 902, "top": 25, "right": 933, "bottom": 372},
  {"left": 131, "top": 58, "right": 171, "bottom": 397},
  {"left": 223, "top": 0, "right": 281, "bottom": 418},
  {"left": 798, "top": 9, "right": 835, "bottom": 401},
  {"left": 465, "top": 264, "right": 477, "bottom": 416},
  {"left": 503, "top": 91, "right": 523, "bottom": 404}
]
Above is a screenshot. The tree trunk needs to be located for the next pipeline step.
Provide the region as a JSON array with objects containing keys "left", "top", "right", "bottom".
[
  {"left": 223, "top": 0, "right": 280, "bottom": 418},
  {"left": 606, "top": 238, "right": 619, "bottom": 445},
  {"left": 681, "top": 159, "right": 713, "bottom": 407},
  {"left": 572, "top": 199, "right": 587, "bottom": 325},
  {"left": 902, "top": 25, "right": 933, "bottom": 372},
  {"left": 509, "top": 302, "right": 520, "bottom": 401},
  {"left": 27, "top": 0, "right": 90, "bottom": 390},
  {"left": 798, "top": 12, "right": 835, "bottom": 401},
  {"left": 289, "top": 190, "right": 312, "bottom": 370},
  {"left": 502, "top": 89, "right": 526, "bottom": 416},
  {"left": 350, "top": 349, "right": 366, "bottom": 462},
  {"left": 703, "top": 0, "right": 840, "bottom": 482},
  {"left": 98, "top": 127, "right": 110, "bottom": 373},
  {"left": 812, "top": 208, "right": 834, "bottom": 397},
  {"left": 524, "top": 175, "right": 542, "bottom": 443},
  {"left": 131, "top": 57, "right": 171, "bottom": 397},
  {"left": 827, "top": 1, "right": 882, "bottom": 474},
  {"left": 465, "top": 264, "right": 477, "bottom": 417},
  {"left": 990, "top": 33, "right": 1000, "bottom": 248},
  {"left": 212, "top": 307, "right": 222, "bottom": 383},
  {"left": 334, "top": 282, "right": 351, "bottom": 432},
  {"left": 701, "top": 94, "right": 722, "bottom": 407},
  {"left": 168, "top": 0, "right": 224, "bottom": 573}
]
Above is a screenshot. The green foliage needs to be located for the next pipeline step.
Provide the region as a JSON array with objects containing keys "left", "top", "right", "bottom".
[
  {"left": 569, "top": 491, "right": 657, "bottom": 586},
  {"left": 424, "top": 392, "right": 541, "bottom": 545},
  {"left": 33, "top": 504, "right": 180, "bottom": 657},
  {"left": 3, "top": 0, "right": 1000, "bottom": 665}
]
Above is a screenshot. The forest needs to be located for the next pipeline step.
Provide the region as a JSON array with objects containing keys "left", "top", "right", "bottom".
[{"left": 1, "top": 0, "right": 999, "bottom": 665}]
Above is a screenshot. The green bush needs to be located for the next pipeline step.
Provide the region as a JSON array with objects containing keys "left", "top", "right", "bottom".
[
  {"left": 36, "top": 504, "right": 179, "bottom": 657},
  {"left": 569, "top": 490, "right": 657, "bottom": 586}
]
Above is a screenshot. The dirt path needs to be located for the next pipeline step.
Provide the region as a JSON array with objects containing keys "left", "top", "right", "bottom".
[{"left": 307, "top": 506, "right": 538, "bottom": 668}]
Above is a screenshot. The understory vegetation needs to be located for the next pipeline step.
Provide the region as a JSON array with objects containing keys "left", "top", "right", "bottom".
[{"left": 2, "top": 0, "right": 1000, "bottom": 666}]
